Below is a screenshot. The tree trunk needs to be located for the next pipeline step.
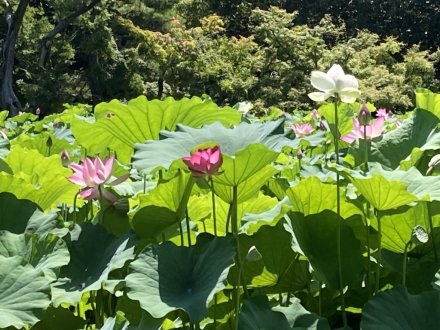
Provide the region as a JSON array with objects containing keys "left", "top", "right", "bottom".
[
  {"left": 1, "top": 0, "right": 30, "bottom": 115},
  {"left": 38, "top": 0, "right": 101, "bottom": 67}
]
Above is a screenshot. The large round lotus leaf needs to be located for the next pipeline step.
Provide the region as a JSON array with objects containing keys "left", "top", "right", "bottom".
[
  {"left": 31, "top": 306, "right": 86, "bottom": 330},
  {"left": 286, "top": 176, "right": 362, "bottom": 218},
  {"left": 289, "top": 210, "right": 363, "bottom": 289},
  {"left": 361, "top": 286, "right": 440, "bottom": 329},
  {"left": 72, "top": 96, "right": 241, "bottom": 164},
  {"left": 337, "top": 164, "right": 440, "bottom": 209},
  {"left": 132, "top": 119, "right": 298, "bottom": 175},
  {"left": 238, "top": 296, "right": 291, "bottom": 330},
  {"left": 235, "top": 220, "right": 306, "bottom": 293},
  {"left": 0, "top": 231, "right": 70, "bottom": 282},
  {"left": 273, "top": 297, "right": 331, "bottom": 330},
  {"left": 378, "top": 203, "right": 429, "bottom": 253},
  {"left": 0, "top": 146, "right": 81, "bottom": 210},
  {"left": 51, "top": 224, "right": 136, "bottom": 306},
  {"left": 130, "top": 171, "right": 191, "bottom": 239},
  {"left": 125, "top": 234, "right": 235, "bottom": 322},
  {"left": 0, "top": 256, "right": 51, "bottom": 329},
  {"left": 0, "top": 192, "right": 37, "bottom": 233}
]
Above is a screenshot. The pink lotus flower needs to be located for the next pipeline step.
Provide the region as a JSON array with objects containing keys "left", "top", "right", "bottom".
[
  {"left": 376, "top": 108, "right": 392, "bottom": 120},
  {"left": 182, "top": 146, "right": 223, "bottom": 178},
  {"left": 291, "top": 123, "right": 315, "bottom": 137},
  {"left": 68, "top": 155, "right": 128, "bottom": 202},
  {"left": 340, "top": 117, "right": 385, "bottom": 144}
]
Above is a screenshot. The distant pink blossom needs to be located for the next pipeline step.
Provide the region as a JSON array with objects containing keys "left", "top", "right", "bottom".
[
  {"left": 396, "top": 119, "right": 402, "bottom": 128},
  {"left": 291, "top": 123, "right": 315, "bottom": 137},
  {"left": 340, "top": 117, "right": 385, "bottom": 143},
  {"left": 68, "top": 155, "right": 128, "bottom": 202},
  {"left": 182, "top": 146, "right": 223, "bottom": 178},
  {"left": 376, "top": 108, "right": 392, "bottom": 120},
  {"left": 311, "top": 109, "right": 320, "bottom": 120}
]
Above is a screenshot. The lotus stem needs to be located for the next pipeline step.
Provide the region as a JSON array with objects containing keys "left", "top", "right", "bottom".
[
  {"left": 334, "top": 99, "right": 347, "bottom": 327},
  {"left": 232, "top": 185, "right": 241, "bottom": 330},
  {"left": 427, "top": 203, "right": 438, "bottom": 263},
  {"left": 143, "top": 174, "right": 146, "bottom": 194},
  {"left": 402, "top": 241, "right": 411, "bottom": 287},
  {"left": 363, "top": 124, "right": 369, "bottom": 174},
  {"left": 185, "top": 209, "right": 192, "bottom": 247},
  {"left": 210, "top": 177, "right": 218, "bottom": 236},
  {"left": 375, "top": 210, "right": 382, "bottom": 293},
  {"left": 225, "top": 203, "right": 232, "bottom": 234},
  {"left": 179, "top": 221, "right": 184, "bottom": 246},
  {"left": 73, "top": 191, "right": 79, "bottom": 224}
]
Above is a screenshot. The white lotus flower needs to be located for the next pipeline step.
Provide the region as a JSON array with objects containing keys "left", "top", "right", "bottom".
[{"left": 308, "top": 64, "right": 361, "bottom": 104}]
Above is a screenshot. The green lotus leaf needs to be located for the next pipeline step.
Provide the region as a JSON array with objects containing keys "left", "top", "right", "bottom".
[
  {"left": 0, "top": 255, "right": 51, "bottom": 329},
  {"left": 416, "top": 88, "right": 440, "bottom": 118},
  {"left": 289, "top": 210, "right": 363, "bottom": 289},
  {"left": 273, "top": 298, "right": 331, "bottom": 330},
  {"left": 72, "top": 96, "right": 241, "bottom": 164},
  {"left": 0, "top": 231, "right": 70, "bottom": 282},
  {"left": 214, "top": 165, "right": 278, "bottom": 203},
  {"left": 1, "top": 145, "right": 81, "bottom": 210},
  {"left": 132, "top": 119, "right": 297, "bottom": 174},
  {"left": 52, "top": 224, "right": 136, "bottom": 306},
  {"left": 239, "top": 197, "right": 292, "bottom": 235},
  {"left": 11, "top": 132, "right": 75, "bottom": 158},
  {"left": 31, "top": 306, "right": 86, "bottom": 330},
  {"left": 378, "top": 203, "right": 429, "bottom": 253},
  {"left": 348, "top": 109, "right": 440, "bottom": 169},
  {"left": 130, "top": 171, "right": 191, "bottom": 239},
  {"left": 286, "top": 176, "right": 363, "bottom": 218},
  {"left": 361, "top": 286, "right": 440, "bottom": 329},
  {"left": 237, "top": 221, "right": 306, "bottom": 293},
  {"left": 0, "top": 192, "right": 39, "bottom": 233},
  {"left": 238, "top": 296, "right": 291, "bottom": 330},
  {"left": 318, "top": 102, "right": 357, "bottom": 138},
  {"left": 337, "top": 165, "right": 440, "bottom": 209},
  {"left": 188, "top": 193, "right": 278, "bottom": 236},
  {"left": 125, "top": 234, "right": 235, "bottom": 322}
]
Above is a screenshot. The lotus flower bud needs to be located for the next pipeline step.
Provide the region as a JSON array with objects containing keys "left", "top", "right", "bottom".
[
  {"left": 297, "top": 148, "right": 304, "bottom": 160},
  {"left": 182, "top": 146, "right": 223, "bottom": 178},
  {"left": 61, "top": 149, "right": 70, "bottom": 166},
  {"left": 46, "top": 136, "right": 53, "bottom": 148},
  {"left": 35, "top": 107, "right": 41, "bottom": 115},
  {"left": 358, "top": 102, "right": 371, "bottom": 126}
]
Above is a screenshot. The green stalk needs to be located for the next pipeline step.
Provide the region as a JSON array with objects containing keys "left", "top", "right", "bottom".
[
  {"left": 375, "top": 210, "right": 382, "bottom": 293},
  {"left": 98, "top": 185, "right": 104, "bottom": 224},
  {"left": 176, "top": 175, "right": 195, "bottom": 246},
  {"left": 210, "top": 177, "right": 218, "bottom": 328},
  {"left": 185, "top": 209, "right": 192, "bottom": 247},
  {"left": 179, "top": 221, "right": 184, "bottom": 246},
  {"left": 427, "top": 203, "right": 438, "bottom": 263},
  {"left": 225, "top": 203, "right": 232, "bottom": 234},
  {"left": 232, "top": 185, "right": 242, "bottom": 330},
  {"left": 210, "top": 177, "right": 218, "bottom": 236},
  {"left": 334, "top": 99, "right": 347, "bottom": 327},
  {"left": 363, "top": 124, "right": 369, "bottom": 174},
  {"left": 143, "top": 174, "right": 147, "bottom": 194},
  {"left": 73, "top": 191, "right": 79, "bottom": 224},
  {"left": 363, "top": 124, "right": 372, "bottom": 296},
  {"left": 402, "top": 241, "right": 411, "bottom": 287}
]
